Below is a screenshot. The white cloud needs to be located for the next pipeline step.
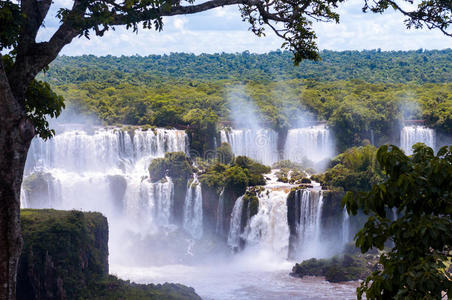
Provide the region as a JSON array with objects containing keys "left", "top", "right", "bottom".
[{"left": 36, "top": 0, "right": 450, "bottom": 56}]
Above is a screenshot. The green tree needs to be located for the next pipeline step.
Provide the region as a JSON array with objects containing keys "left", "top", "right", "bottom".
[{"left": 343, "top": 144, "right": 452, "bottom": 299}]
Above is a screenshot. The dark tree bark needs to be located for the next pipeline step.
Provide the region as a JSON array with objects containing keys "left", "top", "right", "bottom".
[{"left": 0, "top": 60, "right": 35, "bottom": 300}]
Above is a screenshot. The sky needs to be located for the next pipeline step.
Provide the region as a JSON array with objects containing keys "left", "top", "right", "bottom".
[{"left": 37, "top": 0, "right": 451, "bottom": 56}]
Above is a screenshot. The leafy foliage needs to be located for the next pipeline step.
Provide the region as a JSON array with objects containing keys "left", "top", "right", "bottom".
[
  {"left": 2, "top": 55, "right": 65, "bottom": 139},
  {"left": 25, "top": 80, "right": 65, "bottom": 139},
  {"left": 363, "top": 0, "right": 452, "bottom": 37},
  {"left": 312, "top": 145, "right": 383, "bottom": 192},
  {"left": 291, "top": 253, "right": 375, "bottom": 283},
  {"left": 215, "top": 142, "right": 234, "bottom": 165},
  {"left": 41, "top": 50, "right": 452, "bottom": 84},
  {"left": 148, "top": 152, "right": 193, "bottom": 185},
  {"left": 343, "top": 144, "right": 452, "bottom": 299},
  {"left": 199, "top": 154, "right": 270, "bottom": 195},
  {"left": 184, "top": 108, "right": 218, "bottom": 157},
  {"left": 0, "top": 1, "right": 22, "bottom": 50}
]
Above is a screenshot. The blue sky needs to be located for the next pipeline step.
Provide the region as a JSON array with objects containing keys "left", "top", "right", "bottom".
[{"left": 37, "top": 0, "right": 451, "bottom": 56}]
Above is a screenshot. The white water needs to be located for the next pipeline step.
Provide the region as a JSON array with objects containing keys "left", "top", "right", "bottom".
[
  {"left": 215, "top": 187, "right": 225, "bottom": 235},
  {"left": 220, "top": 126, "right": 334, "bottom": 166},
  {"left": 342, "top": 208, "right": 350, "bottom": 248},
  {"left": 292, "top": 189, "right": 325, "bottom": 259},
  {"left": 245, "top": 188, "right": 291, "bottom": 259},
  {"left": 220, "top": 129, "right": 279, "bottom": 165},
  {"left": 284, "top": 125, "right": 334, "bottom": 163},
  {"left": 22, "top": 127, "right": 189, "bottom": 243},
  {"left": 227, "top": 171, "right": 330, "bottom": 262},
  {"left": 400, "top": 125, "right": 435, "bottom": 154},
  {"left": 227, "top": 195, "right": 245, "bottom": 250},
  {"left": 111, "top": 261, "right": 359, "bottom": 300},
  {"left": 183, "top": 175, "right": 203, "bottom": 239},
  {"left": 22, "top": 126, "right": 358, "bottom": 299}
]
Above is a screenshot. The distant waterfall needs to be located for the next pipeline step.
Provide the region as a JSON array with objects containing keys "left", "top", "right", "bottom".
[
  {"left": 25, "top": 128, "right": 188, "bottom": 174},
  {"left": 220, "top": 129, "right": 279, "bottom": 166},
  {"left": 401, "top": 125, "right": 435, "bottom": 154},
  {"left": 183, "top": 175, "right": 203, "bottom": 239},
  {"left": 284, "top": 125, "right": 333, "bottom": 163},
  {"left": 220, "top": 126, "right": 333, "bottom": 166},
  {"left": 22, "top": 127, "right": 188, "bottom": 235}
]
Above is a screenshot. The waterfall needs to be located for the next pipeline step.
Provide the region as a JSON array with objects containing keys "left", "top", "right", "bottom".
[
  {"left": 215, "top": 188, "right": 225, "bottom": 235},
  {"left": 140, "top": 177, "right": 175, "bottom": 226},
  {"left": 227, "top": 195, "right": 245, "bottom": 250},
  {"left": 220, "top": 126, "right": 333, "bottom": 166},
  {"left": 244, "top": 189, "right": 290, "bottom": 259},
  {"left": 220, "top": 129, "right": 278, "bottom": 166},
  {"left": 291, "top": 189, "right": 324, "bottom": 259},
  {"left": 227, "top": 170, "right": 293, "bottom": 258},
  {"left": 284, "top": 125, "right": 333, "bottom": 163},
  {"left": 25, "top": 127, "right": 187, "bottom": 174},
  {"left": 183, "top": 175, "right": 203, "bottom": 239},
  {"left": 21, "top": 127, "right": 188, "bottom": 236},
  {"left": 400, "top": 125, "right": 435, "bottom": 154},
  {"left": 342, "top": 208, "right": 350, "bottom": 247}
]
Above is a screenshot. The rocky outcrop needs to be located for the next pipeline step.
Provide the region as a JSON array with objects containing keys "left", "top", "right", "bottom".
[
  {"left": 17, "top": 209, "right": 201, "bottom": 300},
  {"left": 106, "top": 175, "right": 127, "bottom": 213},
  {"left": 18, "top": 209, "right": 109, "bottom": 300}
]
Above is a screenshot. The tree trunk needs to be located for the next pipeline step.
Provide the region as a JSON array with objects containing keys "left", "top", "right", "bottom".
[{"left": 0, "top": 63, "right": 35, "bottom": 300}]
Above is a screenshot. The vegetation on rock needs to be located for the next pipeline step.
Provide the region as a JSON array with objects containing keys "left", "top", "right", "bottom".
[
  {"left": 148, "top": 152, "right": 193, "bottom": 185},
  {"left": 312, "top": 145, "right": 383, "bottom": 192},
  {"left": 18, "top": 209, "right": 201, "bottom": 300},
  {"left": 291, "top": 249, "right": 378, "bottom": 283}
]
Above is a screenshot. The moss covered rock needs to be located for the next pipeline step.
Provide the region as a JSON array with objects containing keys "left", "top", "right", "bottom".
[
  {"left": 291, "top": 253, "right": 378, "bottom": 283},
  {"left": 17, "top": 209, "right": 201, "bottom": 300}
]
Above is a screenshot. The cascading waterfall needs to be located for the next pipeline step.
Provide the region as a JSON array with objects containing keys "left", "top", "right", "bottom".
[
  {"left": 183, "top": 175, "right": 203, "bottom": 239},
  {"left": 400, "top": 125, "right": 435, "bottom": 154},
  {"left": 22, "top": 127, "right": 188, "bottom": 236},
  {"left": 220, "top": 126, "right": 333, "bottom": 166},
  {"left": 215, "top": 188, "right": 225, "bottom": 235},
  {"left": 227, "top": 171, "right": 295, "bottom": 259},
  {"left": 220, "top": 129, "right": 279, "bottom": 166},
  {"left": 284, "top": 125, "right": 333, "bottom": 163},
  {"left": 137, "top": 177, "right": 175, "bottom": 227},
  {"left": 244, "top": 189, "right": 291, "bottom": 259},
  {"left": 25, "top": 128, "right": 188, "bottom": 174},
  {"left": 291, "top": 189, "right": 324, "bottom": 259},
  {"left": 227, "top": 195, "right": 245, "bottom": 251},
  {"left": 342, "top": 208, "right": 350, "bottom": 247}
]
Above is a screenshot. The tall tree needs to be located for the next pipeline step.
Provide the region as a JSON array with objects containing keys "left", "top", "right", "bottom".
[
  {"left": 343, "top": 144, "right": 452, "bottom": 299},
  {"left": 0, "top": 0, "right": 450, "bottom": 299}
]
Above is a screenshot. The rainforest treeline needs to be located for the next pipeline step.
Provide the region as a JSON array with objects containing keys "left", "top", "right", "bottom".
[{"left": 43, "top": 50, "right": 452, "bottom": 152}]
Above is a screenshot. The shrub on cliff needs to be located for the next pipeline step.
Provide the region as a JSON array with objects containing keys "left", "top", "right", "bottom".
[
  {"left": 148, "top": 152, "right": 193, "bottom": 185},
  {"left": 291, "top": 254, "right": 373, "bottom": 283},
  {"left": 18, "top": 209, "right": 201, "bottom": 300},
  {"left": 215, "top": 142, "right": 234, "bottom": 165},
  {"left": 312, "top": 145, "right": 383, "bottom": 192},
  {"left": 199, "top": 156, "right": 270, "bottom": 194}
]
